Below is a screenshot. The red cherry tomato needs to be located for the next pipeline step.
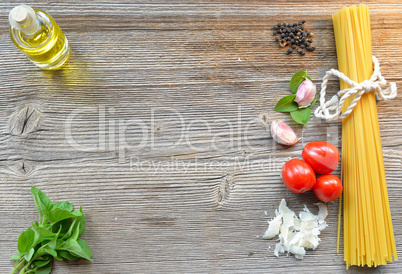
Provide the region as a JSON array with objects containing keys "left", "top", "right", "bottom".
[
  {"left": 313, "top": 174, "right": 343, "bottom": 202},
  {"left": 282, "top": 159, "right": 316, "bottom": 193},
  {"left": 302, "top": 141, "right": 340, "bottom": 174}
]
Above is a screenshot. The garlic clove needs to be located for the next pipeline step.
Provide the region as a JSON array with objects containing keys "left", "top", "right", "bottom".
[
  {"left": 271, "top": 119, "right": 299, "bottom": 146},
  {"left": 295, "top": 79, "right": 316, "bottom": 108}
]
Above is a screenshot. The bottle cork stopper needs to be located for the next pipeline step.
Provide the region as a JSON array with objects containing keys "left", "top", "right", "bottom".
[
  {"left": 9, "top": 5, "right": 39, "bottom": 34},
  {"left": 10, "top": 6, "right": 30, "bottom": 24}
]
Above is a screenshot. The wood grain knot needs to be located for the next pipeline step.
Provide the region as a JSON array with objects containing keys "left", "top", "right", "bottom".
[
  {"left": 8, "top": 106, "right": 41, "bottom": 136},
  {"left": 217, "top": 174, "right": 235, "bottom": 205},
  {"left": 10, "top": 161, "right": 34, "bottom": 176},
  {"left": 259, "top": 112, "right": 270, "bottom": 127}
]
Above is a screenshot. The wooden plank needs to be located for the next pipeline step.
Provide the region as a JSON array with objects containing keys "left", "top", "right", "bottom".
[{"left": 0, "top": 1, "right": 401, "bottom": 273}]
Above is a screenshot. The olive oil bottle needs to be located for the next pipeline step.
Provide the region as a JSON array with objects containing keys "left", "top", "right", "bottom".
[{"left": 9, "top": 5, "right": 70, "bottom": 70}]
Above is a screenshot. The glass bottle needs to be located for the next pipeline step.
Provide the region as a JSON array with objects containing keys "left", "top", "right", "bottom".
[{"left": 9, "top": 5, "right": 70, "bottom": 70}]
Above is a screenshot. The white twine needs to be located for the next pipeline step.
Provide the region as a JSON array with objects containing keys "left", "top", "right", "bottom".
[{"left": 314, "top": 56, "right": 397, "bottom": 121}]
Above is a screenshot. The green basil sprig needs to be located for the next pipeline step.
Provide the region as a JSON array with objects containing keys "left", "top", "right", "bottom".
[{"left": 10, "top": 187, "right": 92, "bottom": 274}]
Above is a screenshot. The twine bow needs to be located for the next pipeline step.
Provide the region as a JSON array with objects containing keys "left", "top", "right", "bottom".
[{"left": 314, "top": 56, "right": 397, "bottom": 121}]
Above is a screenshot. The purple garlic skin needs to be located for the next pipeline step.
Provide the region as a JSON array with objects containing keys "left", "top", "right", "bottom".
[
  {"left": 271, "top": 119, "right": 299, "bottom": 146},
  {"left": 295, "top": 79, "right": 316, "bottom": 108}
]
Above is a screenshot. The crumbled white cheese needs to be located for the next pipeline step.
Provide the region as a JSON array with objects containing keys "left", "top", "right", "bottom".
[
  {"left": 263, "top": 199, "right": 328, "bottom": 259},
  {"left": 263, "top": 214, "right": 282, "bottom": 239}
]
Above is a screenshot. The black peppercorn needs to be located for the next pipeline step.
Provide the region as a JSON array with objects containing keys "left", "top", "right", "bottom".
[{"left": 272, "top": 21, "right": 315, "bottom": 56}]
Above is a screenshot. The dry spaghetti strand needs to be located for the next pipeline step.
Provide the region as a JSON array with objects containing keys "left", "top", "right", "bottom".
[{"left": 333, "top": 4, "right": 398, "bottom": 269}]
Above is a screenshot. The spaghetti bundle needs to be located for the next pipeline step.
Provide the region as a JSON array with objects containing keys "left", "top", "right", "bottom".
[{"left": 332, "top": 5, "right": 397, "bottom": 268}]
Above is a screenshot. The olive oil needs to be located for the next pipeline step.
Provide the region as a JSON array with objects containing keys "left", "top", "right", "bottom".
[{"left": 9, "top": 5, "right": 70, "bottom": 70}]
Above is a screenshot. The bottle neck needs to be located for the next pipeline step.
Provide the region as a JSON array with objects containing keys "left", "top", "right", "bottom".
[{"left": 9, "top": 5, "right": 40, "bottom": 35}]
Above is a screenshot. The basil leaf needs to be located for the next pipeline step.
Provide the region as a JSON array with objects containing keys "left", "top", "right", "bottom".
[
  {"left": 46, "top": 247, "right": 58, "bottom": 258},
  {"left": 289, "top": 70, "right": 312, "bottom": 94},
  {"left": 37, "top": 245, "right": 57, "bottom": 258},
  {"left": 274, "top": 94, "right": 298, "bottom": 112},
  {"left": 290, "top": 108, "right": 312, "bottom": 125},
  {"left": 51, "top": 218, "right": 71, "bottom": 235},
  {"left": 35, "top": 259, "right": 53, "bottom": 274},
  {"left": 63, "top": 207, "right": 85, "bottom": 239},
  {"left": 53, "top": 201, "right": 73, "bottom": 212},
  {"left": 58, "top": 239, "right": 93, "bottom": 261},
  {"left": 77, "top": 239, "right": 92, "bottom": 259},
  {"left": 70, "top": 223, "right": 81, "bottom": 241},
  {"left": 34, "top": 226, "right": 56, "bottom": 241},
  {"left": 77, "top": 207, "right": 86, "bottom": 238},
  {"left": 18, "top": 227, "right": 35, "bottom": 253},
  {"left": 72, "top": 210, "right": 83, "bottom": 217},
  {"left": 58, "top": 250, "right": 80, "bottom": 261},
  {"left": 55, "top": 254, "right": 64, "bottom": 261},
  {"left": 49, "top": 207, "right": 80, "bottom": 224},
  {"left": 36, "top": 246, "right": 54, "bottom": 259},
  {"left": 31, "top": 187, "right": 53, "bottom": 221},
  {"left": 62, "top": 219, "right": 77, "bottom": 240},
  {"left": 33, "top": 256, "right": 52, "bottom": 268},
  {"left": 47, "top": 230, "right": 59, "bottom": 250},
  {"left": 36, "top": 229, "right": 59, "bottom": 258},
  {"left": 10, "top": 253, "right": 22, "bottom": 261},
  {"left": 23, "top": 248, "right": 35, "bottom": 262}
]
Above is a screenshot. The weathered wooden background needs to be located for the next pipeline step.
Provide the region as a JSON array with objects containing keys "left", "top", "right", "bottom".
[{"left": 0, "top": 0, "right": 401, "bottom": 273}]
